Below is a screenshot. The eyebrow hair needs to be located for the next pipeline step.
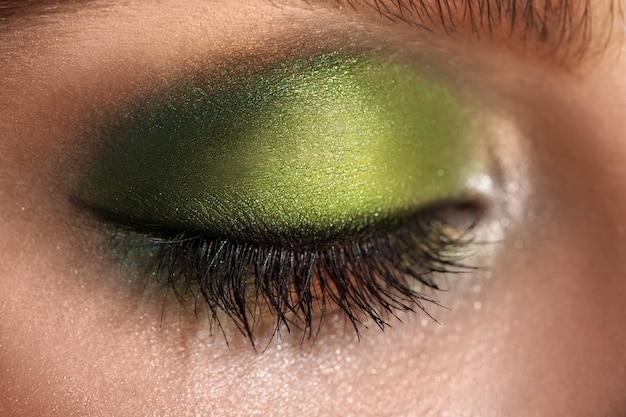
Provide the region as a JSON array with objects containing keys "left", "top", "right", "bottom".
[
  {"left": 0, "top": 0, "right": 615, "bottom": 57},
  {"left": 0, "top": 0, "right": 107, "bottom": 24},
  {"left": 337, "top": 0, "right": 606, "bottom": 56}
]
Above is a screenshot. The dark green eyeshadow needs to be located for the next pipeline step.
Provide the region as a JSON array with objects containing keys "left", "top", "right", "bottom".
[{"left": 79, "top": 53, "right": 484, "bottom": 245}]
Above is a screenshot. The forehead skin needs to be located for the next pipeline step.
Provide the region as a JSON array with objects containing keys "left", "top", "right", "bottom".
[{"left": 0, "top": 1, "right": 625, "bottom": 417}]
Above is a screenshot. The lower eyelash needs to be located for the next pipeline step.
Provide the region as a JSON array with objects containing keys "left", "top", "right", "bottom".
[{"left": 123, "top": 204, "right": 479, "bottom": 345}]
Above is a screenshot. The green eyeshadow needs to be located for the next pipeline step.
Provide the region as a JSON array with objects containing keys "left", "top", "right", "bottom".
[{"left": 79, "top": 53, "right": 483, "bottom": 245}]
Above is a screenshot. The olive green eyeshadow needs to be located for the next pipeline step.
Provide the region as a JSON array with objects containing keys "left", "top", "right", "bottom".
[{"left": 79, "top": 53, "right": 483, "bottom": 245}]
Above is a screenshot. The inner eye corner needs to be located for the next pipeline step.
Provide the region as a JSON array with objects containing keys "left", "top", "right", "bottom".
[{"left": 429, "top": 189, "right": 492, "bottom": 225}]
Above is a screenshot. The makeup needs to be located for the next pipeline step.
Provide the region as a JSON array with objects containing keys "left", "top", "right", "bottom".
[{"left": 78, "top": 53, "right": 483, "bottom": 246}]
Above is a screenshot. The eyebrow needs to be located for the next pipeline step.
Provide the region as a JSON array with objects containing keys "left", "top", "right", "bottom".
[
  {"left": 0, "top": 0, "right": 609, "bottom": 56},
  {"left": 337, "top": 0, "right": 603, "bottom": 56}
]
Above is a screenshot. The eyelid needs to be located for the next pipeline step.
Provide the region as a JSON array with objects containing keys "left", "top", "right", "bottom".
[{"left": 75, "top": 52, "right": 487, "bottom": 245}]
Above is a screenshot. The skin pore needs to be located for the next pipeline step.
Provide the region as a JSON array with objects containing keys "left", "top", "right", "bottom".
[{"left": 1, "top": 1, "right": 625, "bottom": 416}]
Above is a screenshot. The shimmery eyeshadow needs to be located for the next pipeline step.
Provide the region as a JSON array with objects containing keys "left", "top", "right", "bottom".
[{"left": 79, "top": 53, "right": 483, "bottom": 245}]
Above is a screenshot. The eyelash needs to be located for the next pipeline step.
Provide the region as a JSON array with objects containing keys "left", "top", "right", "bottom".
[{"left": 111, "top": 202, "right": 480, "bottom": 345}]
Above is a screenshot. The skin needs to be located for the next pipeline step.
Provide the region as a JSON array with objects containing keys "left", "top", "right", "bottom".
[{"left": 0, "top": 1, "right": 625, "bottom": 416}]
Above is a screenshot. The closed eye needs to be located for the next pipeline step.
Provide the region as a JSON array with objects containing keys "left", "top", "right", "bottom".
[{"left": 74, "top": 51, "right": 495, "bottom": 343}]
